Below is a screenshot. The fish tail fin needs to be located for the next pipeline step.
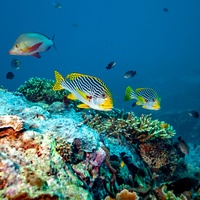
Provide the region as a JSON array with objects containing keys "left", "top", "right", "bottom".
[
  {"left": 52, "top": 34, "right": 56, "bottom": 50},
  {"left": 124, "top": 86, "right": 136, "bottom": 101},
  {"left": 53, "top": 71, "right": 65, "bottom": 91}
]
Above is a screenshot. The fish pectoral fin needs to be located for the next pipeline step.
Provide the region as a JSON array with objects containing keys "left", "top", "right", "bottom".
[
  {"left": 27, "top": 42, "right": 43, "bottom": 52},
  {"left": 137, "top": 96, "right": 145, "bottom": 103},
  {"left": 31, "top": 53, "right": 41, "bottom": 58},
  {"left": 136, "top": 101, "right": 141, "bottom": 105},
  {"left": 67, "top": 93, "right": 77, "bottom": 100},
  {"left": 76, "top": 88, "right": 88, "bottom": 100},
  {"left": 142, "top": 105, "right": 147, "bottom": 109},
  {"left": 77, "top": 103, "right": 90, "bottom": 109}
]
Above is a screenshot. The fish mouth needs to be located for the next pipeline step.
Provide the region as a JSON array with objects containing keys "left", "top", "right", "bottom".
[
  {"left": 8, "top": 50, "right": 15, "bottom": 55},
  {"left": 99, "top": 99, "right": 113, "bottom": 111}
]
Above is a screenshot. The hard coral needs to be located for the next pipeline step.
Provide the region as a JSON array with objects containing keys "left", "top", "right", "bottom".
[
  {"left": 105, "top": 189, "right": 139, "bottom": 200},
  {"left": 139, "top": 139, "right": 178, "bottom": 168},
  {"left": 17, "top": 77, "right": 68, "bottom": 104},
  {"left": 0, "top": 115, "right": 23, "bottom": 131},
  {"left": 82, "top": 111, "right": 176, "bottom": 143}
]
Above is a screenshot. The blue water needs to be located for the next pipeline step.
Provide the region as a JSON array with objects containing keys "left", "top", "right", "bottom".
[{"left": 1, "top": 0, "right": 200, "bottom": 143}]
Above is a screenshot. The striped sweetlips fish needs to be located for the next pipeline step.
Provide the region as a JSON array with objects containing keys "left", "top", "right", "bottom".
[
  {"left": 124, "top": 86, "right": 161, "bottom": 110},
  {"left": 53, "top": 71, "right": 113, "bottom": 111}
]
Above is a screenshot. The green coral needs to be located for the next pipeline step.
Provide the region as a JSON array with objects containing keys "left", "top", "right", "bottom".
[{"left": 17, "top": 77, "right": 68, "bottom": 104}]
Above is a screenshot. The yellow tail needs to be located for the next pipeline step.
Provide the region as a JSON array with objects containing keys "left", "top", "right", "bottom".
[{"left": 53, "top": 71, "right": 65, "bottom": 91}]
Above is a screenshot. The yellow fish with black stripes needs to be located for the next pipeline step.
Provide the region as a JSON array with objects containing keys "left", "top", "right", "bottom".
[
  {"left": 53, "top": 71, "right": 113, "bottom": 111},
  {"left": 124, "top": 86, "right": 161, "bottom": 110}
]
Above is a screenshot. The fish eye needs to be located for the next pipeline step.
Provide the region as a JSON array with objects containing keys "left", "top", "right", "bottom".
[
  {"left": 15, "top": 44, "right": 19, "bottom": 48},
  {"left": 101, "top": 93, "right": 106, "bottom": 99}
]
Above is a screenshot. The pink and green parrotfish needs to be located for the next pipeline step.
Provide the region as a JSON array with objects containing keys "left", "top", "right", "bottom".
[{"left": 9, "top": 32, "right": 55, "bottom": 58}]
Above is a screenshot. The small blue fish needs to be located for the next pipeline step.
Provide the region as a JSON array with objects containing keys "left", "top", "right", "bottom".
[
  {"left": 52, "top": 2, "right": 62, "bottom": 9},
  {"left": 11, "top": 58, "right": 21, "bottom": 70}
]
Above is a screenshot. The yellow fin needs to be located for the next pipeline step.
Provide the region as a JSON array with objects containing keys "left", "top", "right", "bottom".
[
  {"left": 137, "top": 96, "right": 146, "bottom": 104},
  {"left": 136, "top": 101, "right": 141, "bottom": 105},
  {"left": 76, "top": 88, "right": 88, "bottom": 100},
  {"left": 120, "top": 161, "right": 125, "bottom": 168},
  {"left": 53, "top": 71, "right": 65, "bottom": 91},
  {"left": 77, "top": 103, "right": 90, "bottom": 109},
  {"left": 66, "top": 73, "right": 86, "bottom": 81},
  {"left": 67, "top": 93, "right": 77, "bottom": 100}
]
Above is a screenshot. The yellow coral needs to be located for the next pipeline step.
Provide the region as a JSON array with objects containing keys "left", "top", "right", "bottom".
[
  {"left": 105, "top": 189, "right": 139, "bottom": 200},
  {"left": 116, "top": 189, "right": 139, "bottom": 200}
]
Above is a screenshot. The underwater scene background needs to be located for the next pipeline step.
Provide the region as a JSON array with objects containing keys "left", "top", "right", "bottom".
[{"left": 0, "top": 0, "right": 200, "bottom": 199}]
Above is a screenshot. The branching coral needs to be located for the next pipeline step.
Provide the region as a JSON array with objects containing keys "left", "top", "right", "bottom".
[
  {"left": 82, "top": 111, "right": 176, "bottom": 143},
  {"left": 17, "top": 77, "right": 68, "bottom": 104},
  {"left": 154, "top": 185, "right": 188, "bottom": 200}
]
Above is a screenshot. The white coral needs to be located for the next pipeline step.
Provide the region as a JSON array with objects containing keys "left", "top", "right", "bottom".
[{"left": 0, "top": 115, "right": 23, "bottom": 131}]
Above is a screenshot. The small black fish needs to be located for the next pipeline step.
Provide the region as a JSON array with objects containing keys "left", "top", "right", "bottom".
[
  {"left": 124, "top": 70, "right": 136, "bottom": 78},
  {"left": 106, "top": 61, "right": 116, "bottom": 70},
  {"left": 189, "top": 111, "right": 199, "bottom": 118},
  {"left": 11, "top": 58, "right": 21, "bottom": 70},
  {"left": 6, "top": 72, "right": 14, "bottom": 80},
  {"left": 163, "top": 8, "right": 169, "bottom": 12},
  {"left": 178, "top": 136, "right": 189, "bottom": 154},
  {"left": 132, "top": 102, "right": 137, "bottom": 107}
]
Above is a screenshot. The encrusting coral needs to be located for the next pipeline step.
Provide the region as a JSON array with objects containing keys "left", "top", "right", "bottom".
[
  {"left": 0, "top": 115, "right": 23, "bottom": 132},
  {"left": 139, "top": 139, "right": 179, "bottom": 168},
  {"left": 105, "top": 189, "right": 139, "bottom": 200}
]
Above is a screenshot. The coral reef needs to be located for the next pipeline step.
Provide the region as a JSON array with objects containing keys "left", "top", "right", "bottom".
[
  {"left": 105, "top": 189, "right": 139, "bottom": 200},
  {"left": 82, "top": 111, "right": 176, "bottom": 143},
  {"left": 139, "top": 139, "right": 179, "bottom": 168},
  {"left": 0, "top": 88, "right": 199, "bottom": 200},
  {"left": 0, "top": 115, "right": 23, "bottom": 131},
  {"left": 16, "top": 77, "right": 68, "bottom": 104}
]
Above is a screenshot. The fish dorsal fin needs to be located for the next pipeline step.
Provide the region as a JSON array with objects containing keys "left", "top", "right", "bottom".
[
  {"left": 67, "top": 93, "right": 77, "bottom": 100},
  {"left": 66, "top": 73, "right": 86, "bottom": 81},
  {"left": 77, "top": 103, "right": 90, "bottom": 109},
  {"left": 137, "top": 96, "right": 146, "bottom": 103}
]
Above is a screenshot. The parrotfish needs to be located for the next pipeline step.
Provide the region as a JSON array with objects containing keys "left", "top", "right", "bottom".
[
  {"left": 124, "top": 86, "right": 161, "bottom": 110},
  {"left": 9, "top": 32, "right": 55, "bottom": 58},
  {"left": 53, "top": 71, "right": 113, "bottom": 111}
]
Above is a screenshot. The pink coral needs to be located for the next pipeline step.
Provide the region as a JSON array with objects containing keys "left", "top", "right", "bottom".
[{"left": 90, "top": 146, "right": 106, "bottom": 167}]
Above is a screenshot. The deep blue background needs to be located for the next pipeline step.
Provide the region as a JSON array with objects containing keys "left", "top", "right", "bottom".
[{"left": 1, "top": 1, "right": 200, "bottom": 142}]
